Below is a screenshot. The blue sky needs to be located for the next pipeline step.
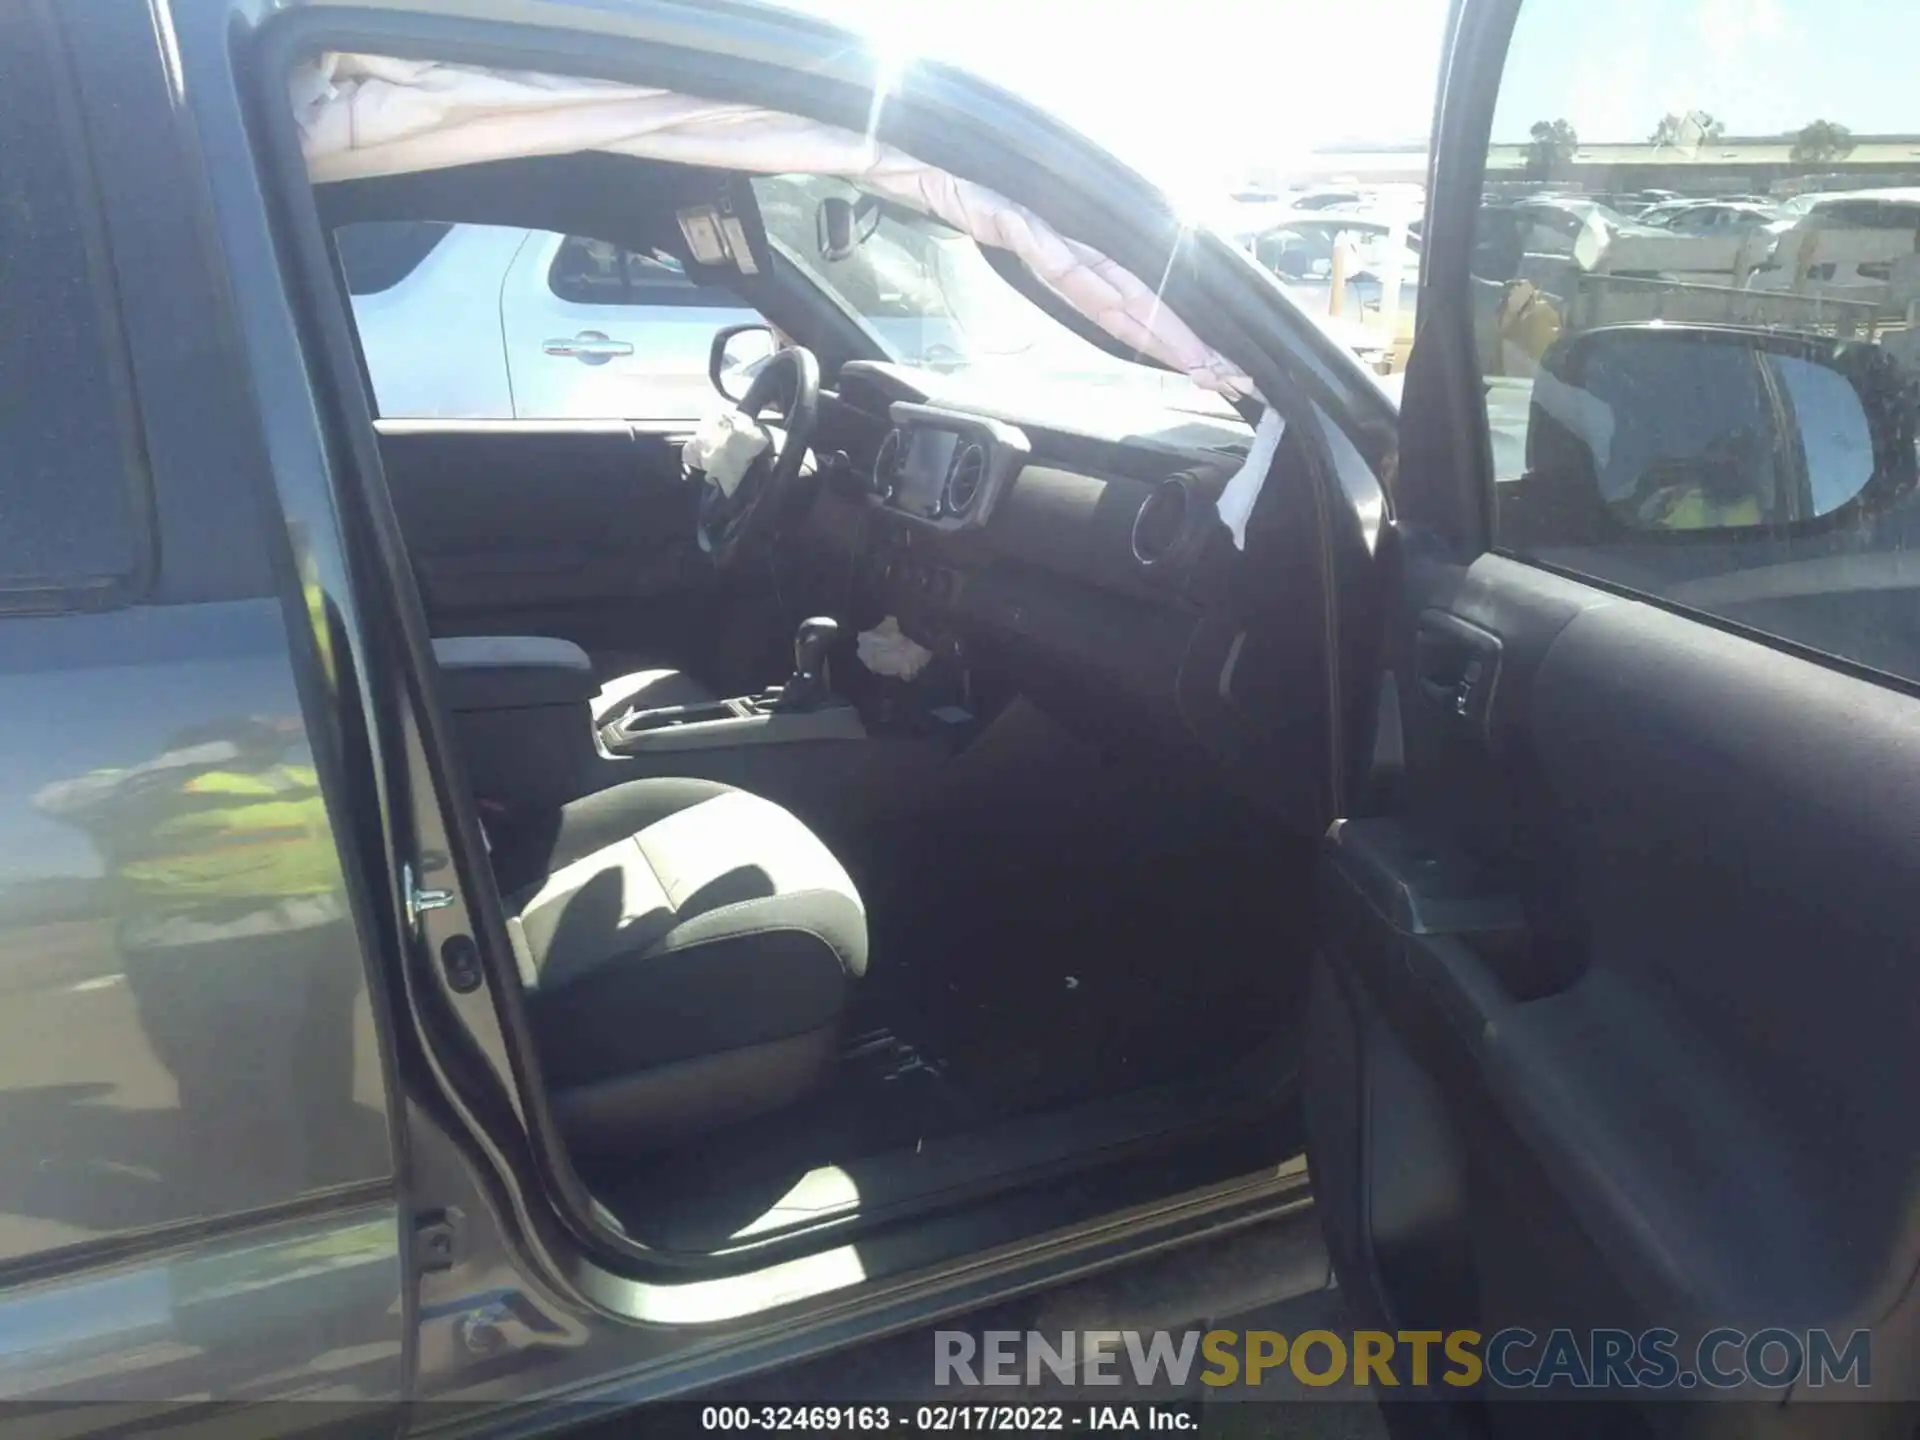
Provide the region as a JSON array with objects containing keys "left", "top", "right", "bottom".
[{"left": 1492, "top": 0, "right": 1917, "bottom": 143}]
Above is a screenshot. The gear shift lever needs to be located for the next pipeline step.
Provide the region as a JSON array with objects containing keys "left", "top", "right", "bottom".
[{"left": 774, "top": 616, "right": 839, "bottom": 711}]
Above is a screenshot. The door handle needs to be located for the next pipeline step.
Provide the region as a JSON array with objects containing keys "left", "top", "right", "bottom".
[
  {"left": 543, "top": 331, "right": 634, "bottom": 365},
  {"left": 1413, "top": 611, "right": 1503, "bottom": 726},
  {"left": 1416, "top": 657, "right": 1487, "bottom": 716}
]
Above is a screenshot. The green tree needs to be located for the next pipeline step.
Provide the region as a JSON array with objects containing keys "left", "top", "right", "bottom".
[
  {"left": 1789, "top": 119, "right": 1855, "bottom": 168},
  {"left": 1526, "top": 119, "right": 1579, "bottom": 182},
  {"left": 1649, "top": 111, "right": 1726, "bottom": 147}
]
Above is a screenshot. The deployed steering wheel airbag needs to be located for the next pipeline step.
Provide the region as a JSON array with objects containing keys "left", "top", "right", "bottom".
[{"left": 685, "top": 409, "right": 771, "bottom": 498}]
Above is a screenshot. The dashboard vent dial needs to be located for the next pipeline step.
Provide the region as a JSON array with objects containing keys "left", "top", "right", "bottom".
[{"left": 944, "top": 443, "right": 987, "bottom": 515}]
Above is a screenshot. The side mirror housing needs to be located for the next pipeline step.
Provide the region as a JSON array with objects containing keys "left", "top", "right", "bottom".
[
  {"left": 1510, "top": 324, "right": 1918, "bottom": 543},
  {"left": 709, "top": 323, "right": 778, "bottom": 404}
]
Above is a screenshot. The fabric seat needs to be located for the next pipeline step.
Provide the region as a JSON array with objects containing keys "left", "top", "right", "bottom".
[{"left": 493, "top": 778, "right": 866, "bottom": 1154}]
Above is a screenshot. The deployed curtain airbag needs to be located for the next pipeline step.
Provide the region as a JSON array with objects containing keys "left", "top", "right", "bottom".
[{"left": 291, "top": 54, "right": 1252, "bottom": 398}]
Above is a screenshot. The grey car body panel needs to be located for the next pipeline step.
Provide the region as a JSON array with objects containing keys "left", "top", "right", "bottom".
[
  {"left": 0, "top": 602, "right": 407, "bottom": 1404},
  {"left": 0, "top": 0, "right": 410, "bottom": 1416},
  {"left": 0, "top": 602, "right": 394, "bottom": 1254},
  {"left": 0, "top": 1203, "right": 403, "bottom": 1403}
]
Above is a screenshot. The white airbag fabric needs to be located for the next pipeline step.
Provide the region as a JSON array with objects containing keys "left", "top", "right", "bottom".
[
  {"left": 855, "top": 617, "right": 934, "bottom": 680},
  {"left": 684, "top": 409, "right": 772, "bottom": 498},
  {"left": 1215, "top": 407, "right": 1288, "bottom": 551},
  {"left": 291, "top": 53, "right": 1251, "bottom": 398}
]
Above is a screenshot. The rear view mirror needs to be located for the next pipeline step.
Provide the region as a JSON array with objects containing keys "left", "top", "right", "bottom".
[
  {"left": 709, "top": 323, "right": 777, "bottom": 404},
  {"left": 1520, "top": 325, "right": 1918, "bottom": 537},
  {"left": 816, "top": 197, "right": 857, "bottom": 262},
  {"left": 815, "top": 195, "right": 882, "bottom": 262}
]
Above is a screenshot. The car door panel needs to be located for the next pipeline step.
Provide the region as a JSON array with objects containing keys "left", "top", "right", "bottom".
[
  {"left": 375, "top": 420, "right": 716, "bottom": 653},
  {"left": 1307, "top": 0, "right": 1920, "bottom": 1413},
  {"left": 1314, "top": 546, "right": 1920, "bottom": 1414}
]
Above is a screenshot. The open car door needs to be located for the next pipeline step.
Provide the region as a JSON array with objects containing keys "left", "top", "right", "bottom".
[{"left": 1306, "top": 0, "right": 1920, "bottom": 1432}]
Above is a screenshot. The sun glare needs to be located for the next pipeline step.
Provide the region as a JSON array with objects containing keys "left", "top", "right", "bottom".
[{"left": 864, "top": 37, "right": 915, "bottom": 149}]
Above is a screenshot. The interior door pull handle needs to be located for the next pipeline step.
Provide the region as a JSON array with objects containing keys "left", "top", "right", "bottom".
[
  {"left": 1415, "top": 655, "right": 1480, "bottom": 707},
  {"left": 544, "top": 332, "right": 634, "bottom": 362},
  {"left": 1414, "top": 612, "right": 1503, "bottom": 728},
  {"left": 1453, "top": 659, "right": 1485, "bottom": 716}
]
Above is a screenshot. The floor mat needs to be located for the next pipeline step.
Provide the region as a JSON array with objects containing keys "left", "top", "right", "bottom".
[
  {"left": 847, "top": 702, "right": 1318, "bottom": 1117},
  {"left": 862, "top": 803, "right": 1315, "bottom": 1115}
]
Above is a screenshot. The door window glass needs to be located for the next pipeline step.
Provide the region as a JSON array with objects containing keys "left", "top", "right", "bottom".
[{"left": 1480, "top": 0, "right": 1920, "bottom": 683}]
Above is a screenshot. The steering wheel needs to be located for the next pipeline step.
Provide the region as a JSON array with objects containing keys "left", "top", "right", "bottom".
[{"left": 696, "top": 345, "right": 821, "bottom": 569}]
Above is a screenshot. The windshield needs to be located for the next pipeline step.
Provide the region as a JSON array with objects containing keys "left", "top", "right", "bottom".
[{"left": 750, "top": 175, "right": 1239, "bottom": 421}]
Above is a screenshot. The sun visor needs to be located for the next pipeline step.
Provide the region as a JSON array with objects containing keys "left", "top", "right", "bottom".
[{"left": 291, "top": 53, "right": 1253, "bottom": 399}]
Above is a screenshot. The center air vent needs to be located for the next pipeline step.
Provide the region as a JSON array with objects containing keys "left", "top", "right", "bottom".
[
  {"left": 944, "top": 443, "right": 987, "bottom": 515},
  {"left": 1131, "top": 477, "right": 1194, "bottom": 569}
]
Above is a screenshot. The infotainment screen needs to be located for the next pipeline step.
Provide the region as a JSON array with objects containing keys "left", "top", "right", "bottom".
[{"left": 896, "top": 428, "right": 960, "bottom": 517}]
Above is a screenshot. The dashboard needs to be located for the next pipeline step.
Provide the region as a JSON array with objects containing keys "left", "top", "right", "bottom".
[{"left": 805, "top": 361, "right": 1345, "bottom": 833}]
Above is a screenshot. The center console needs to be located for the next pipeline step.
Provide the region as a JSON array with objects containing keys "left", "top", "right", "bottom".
[
  {"left": 433, "top": 623, "right": 946, "bottom": 863},
  {"left": 431, "top": 621, "right": 881, "bottom": 817},
  {"left": 594, "top": 617, "right": 865, "bottom": 754},
  {"left": 432, "top": 634, "right": 602, "bottom": 813}
]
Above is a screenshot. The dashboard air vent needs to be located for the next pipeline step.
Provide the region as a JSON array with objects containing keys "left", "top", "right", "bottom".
[
  {"left": 872, "top": 429, "right": 904, "bottom": 502},
  {"left": 944, "top": 444, "right": 987, "bottom": 515},
  {"left": 1131, "top": 477, "right": 1194, "bottom": 568}
]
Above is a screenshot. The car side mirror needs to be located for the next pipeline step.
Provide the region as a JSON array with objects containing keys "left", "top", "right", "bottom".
[
  {"left": 709, "top": 323, "right": 778, "bottom": 404},
  {"left": 1516, "top": 325, "right": 1918, "bottom": 540}
]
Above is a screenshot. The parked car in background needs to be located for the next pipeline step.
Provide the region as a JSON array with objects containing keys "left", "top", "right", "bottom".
[
  {"left": 1634, "top": 198, "right": 1698, "bottom": 227},
  {"left": 1510, "top": 194, "right": 1665, "bottom": 243},
  {"left": 1786, "top": 187, "right": 1920, "bottom": 230},
  {"left": 1639, "top": 199, "right": 1790, "bottom": 237},
  {"left": 344, "top": 210, "right": 1225, "bottom": 422},
  {"left": 1623, "top": 187, "right": 1683, "bottom": 214},
  {"left": 1289, "top": 187, "right": 1364, "bottom": 212},
  {"left": 344, "top": 221, "right": 995, "bottom": 420},
  {"left": 344, "top": 222, "right": 760, "bottom": 419},
  {"left": 1471, "top": 194, "right": 1671, "bottom": 278},
  {"left": 1743, "top": 188, "right": 1920, "bottom": 302},
  {"left": 1247, "top": 213, "right": 1419, "bottom": 316}
]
